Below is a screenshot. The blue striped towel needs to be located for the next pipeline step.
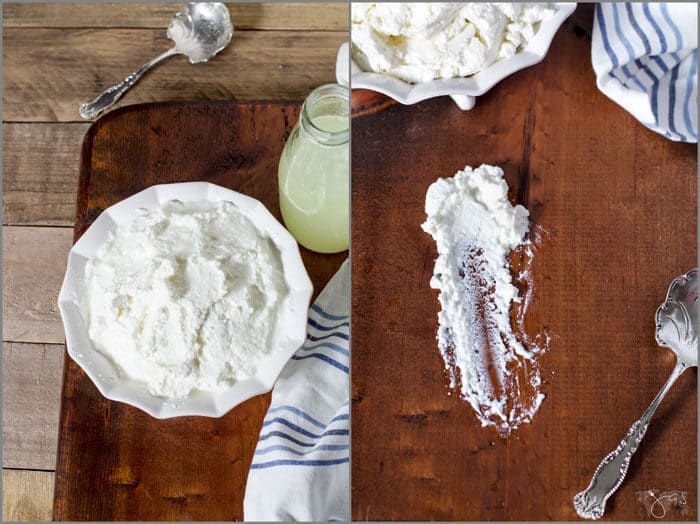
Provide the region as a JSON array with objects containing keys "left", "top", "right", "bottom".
[
  {"left": 244, "top": 259, "right": 349, "bottom": 522},
  {"left": 592, "top": 2, "right": 697, "bottom": 142}
]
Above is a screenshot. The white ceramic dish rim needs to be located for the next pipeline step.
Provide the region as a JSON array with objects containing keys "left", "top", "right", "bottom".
[
  {"left": 57, "top": 182, "right": 313, "bottom": 419},
  {"left": 338, "top": 2, "right": 577, "bottom": 109}
]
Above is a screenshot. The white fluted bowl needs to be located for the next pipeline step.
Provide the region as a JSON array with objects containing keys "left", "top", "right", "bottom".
[
  {"left": 338, "top": 3, "right": 577, "bottom": 110},
  {"left": 58, "top": 182, "right": 312, "bottom": 419}
]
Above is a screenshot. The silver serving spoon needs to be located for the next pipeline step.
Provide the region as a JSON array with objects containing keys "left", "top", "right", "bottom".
[
  {"left": 574, "top": 268, "right": 698, "bottom": 519},
  {"left": 79, "top": 2, "right": 232, "bottom": 120}
]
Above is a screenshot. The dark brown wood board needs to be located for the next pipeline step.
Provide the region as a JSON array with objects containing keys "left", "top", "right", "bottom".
[
  {"left": 351, "top": 5, "right": 697, "bottom": 522},
  {"left": 53, "top": 101, "right": 346, "bottom": 521}
]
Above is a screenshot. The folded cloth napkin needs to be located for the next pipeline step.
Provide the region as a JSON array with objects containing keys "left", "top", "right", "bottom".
[
  {"left": 592, "top": 2, "right": 697, "bottom": 142},
  {"left": 244, "top": 259, "right": 349, "bottom": 522}
]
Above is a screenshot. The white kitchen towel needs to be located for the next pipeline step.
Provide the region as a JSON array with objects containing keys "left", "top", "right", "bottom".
[
  {"left": 243, "top": 259, "right": 349, "bottom": 522},
  {"left": 592, "top": 2, "right": 697, "bottom": 142}
]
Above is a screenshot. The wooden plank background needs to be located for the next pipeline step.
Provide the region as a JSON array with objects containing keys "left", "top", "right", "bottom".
[
  {"left": 351, "top": 5, "right": 697, "bottom": 521},
  {"left": 2, "top": 3, "right": 347, "bottom": 520}
]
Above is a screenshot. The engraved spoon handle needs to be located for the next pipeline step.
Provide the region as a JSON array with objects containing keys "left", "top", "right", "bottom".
[
  {"left": 79, "top": 47, "right": 178, "bottom": 120},
  {"left": 573, "top": 361, "right": 687, "bottom": 520}
]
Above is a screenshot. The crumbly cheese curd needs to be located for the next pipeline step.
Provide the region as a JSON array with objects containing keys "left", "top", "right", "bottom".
[
  {"left": 422, "top": 164, "right": 548, "bottom": 435},
  {"left": 83, "top": 200, "right": 288, "bottom": 398},
  {"left": 351, "top": 2, "right": 556, "bottom": 83}
]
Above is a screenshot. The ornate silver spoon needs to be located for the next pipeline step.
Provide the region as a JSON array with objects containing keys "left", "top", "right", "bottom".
[
  {"left": 574, "top": 268, "right": 698, "bottom": 519},
  {"left": 79, "top": 2, "right": 232, "bottom": 120}
]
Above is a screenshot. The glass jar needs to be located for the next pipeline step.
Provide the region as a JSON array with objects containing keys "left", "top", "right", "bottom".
[{"left": 278, "top": 84, "right": 349, "bottom": 253}]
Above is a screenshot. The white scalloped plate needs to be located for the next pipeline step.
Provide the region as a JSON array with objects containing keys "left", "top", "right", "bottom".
[
  {"left": 338, "top": 3, "right": 577, "bottom": 110},
  {"left": 58, "top": 182, "right": 313, "bottom": 419}
]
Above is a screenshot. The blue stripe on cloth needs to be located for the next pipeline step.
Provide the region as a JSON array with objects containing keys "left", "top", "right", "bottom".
[
  {"left": 307, "top": 331, "right": 349, "bottom": 342},
  {"left": 261, "top": 417, "right": 343, "bottom": 439},
  {"left": 254, "top": 444, "right": 350, "bottom": 456},
  {"left": 258, "top": 428, "right": 349, "bottom": 447},
  {"left": 619, "top": 63, "right": 645, "bottom": 90},
  {"left": 625, "top": 3, "right": 651, "bottom": 54},
  {"left": 624, "top": 5, "right": 666, "bottom": 89},
  {"left": 682, "top": 50, "right": 698, "bottom": 139},
  {"left": 265, "top": 405, "right": 326, "bottom": 429},
  {"left": 642, "top": 3, "right": 668, "bottom": 53},
  {"left": 299, "top": 341, "right": 350, "bottom": 357},
  {"left": 634, "top": 56, "right": 656, "bottom": 84},
  {"left": 290, "top": 353, "right": 349, "bottom": 373},
  {"left": 632, "top": 57, "right": 664, "bottom": 94},
  {"left": 328, "top": 413, "right": 349, "bottom": 424},
  {"left": 651, "top": 66, "right": 660, "bottom": 130},
  {"left": 597, "top": 3, "right": 619, "bottom": 69},
  {"left": 667, "top": 60, "right": 686, "bottom": 141},
  {"left": 612, "top": 4, "right": 647, "bottom": 92},
  {"left": 308, "top": 317, "right": 350, "bottom": 332},
  {"left": 649, "top": 55, "right": 669, "bottom": 75},
  {"left": 250, "top": 457, "right": 349, "bottom": 470},
  {"left": 310, "top": 303, "right": 348, "bottom": 322},
  {"left": 660, "top": 3, "right": 683, "bottom": 50}
]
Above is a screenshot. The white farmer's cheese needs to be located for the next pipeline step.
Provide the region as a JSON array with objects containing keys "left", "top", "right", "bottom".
[
  {"left": 83, "top": 200, "right": 288, "bottom": 398},
  {"left": 351, "top": 2, "right": 556, "bottom": 83},
  {"left": 422, "top": 164, "right": 548, "bottom": 436}
]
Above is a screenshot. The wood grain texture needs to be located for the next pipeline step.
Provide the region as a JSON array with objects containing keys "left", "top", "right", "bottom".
[
  {"left": 2, "top": 3, "right": 348, "bottom": 30},
  {"left": 2, "top": 470, "right": 55, "bottom": 522},
  {"left": 3, "top": 123, "right": 88, "bottom": 226},
  {"left": 2, "top": 227, "right": 73, "bottom": 344},
  {"left": 53, "top": 102, "right": 346, "bottom": 521},
  {"left": 3, "top": 28, "right": 345, "bottom": 122},
  {"left": 2, "top": 343, "right": 64, "bottom": 470},
  {"left": 351, "top": 6, "right": 697, "bottom": 521},
  {"left": 350, "top": 89, "right": 397, "bottom": 118}
]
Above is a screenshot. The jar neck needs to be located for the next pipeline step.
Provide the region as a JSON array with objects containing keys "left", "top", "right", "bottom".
[{"left": 299, "top": 83, "right": 349, "bottom": 146}]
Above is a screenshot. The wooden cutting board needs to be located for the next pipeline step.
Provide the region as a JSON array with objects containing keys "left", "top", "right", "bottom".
[
  {"left": 351, "top": 5, "right": 697, "bottom": 522},
  {"left": 53, "top": 101, "right": 346, "bottom": 521}
]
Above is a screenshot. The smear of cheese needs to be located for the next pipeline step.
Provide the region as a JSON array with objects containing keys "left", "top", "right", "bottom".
[{"left": 422, "top": 164, "right": 548, "bottom": 436}]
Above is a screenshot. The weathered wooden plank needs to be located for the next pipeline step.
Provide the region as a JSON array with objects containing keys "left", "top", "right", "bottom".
[
  {"left": 2, "top": 343, "right": 64, "bottom": 470},
  {"left": 3, "top": 123, "right": 87, "bottom": 226},
  {"left": 3, "top": 28, "right": 347, "bottom": 122},
  {"left": 2, "top": 470, "right": 55, "bottom": 522},
  {"left": 2, "top": 227, "right": 73, "bottom": 344},
  {"left": 2, "top": 3, "right": 348, "bottom": 31}
]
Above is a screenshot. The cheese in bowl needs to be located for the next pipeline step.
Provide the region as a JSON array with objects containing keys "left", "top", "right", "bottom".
[
  {"left": 58, "top": 182, "right": 312, "bottom": 418},
  {"left": 85, "top": 200, "right": 287, "bottom": 398},
  {"left": 351, "top": 2, "right": 557, "bottom": 83}
]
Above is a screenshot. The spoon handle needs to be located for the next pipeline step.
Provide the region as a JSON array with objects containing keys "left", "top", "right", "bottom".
[
  {"left": 573, "top": 361, "right": 687, "bottom": 519},
  {"left": 79, "top": 47, "right": 178, "bottom": 120}
]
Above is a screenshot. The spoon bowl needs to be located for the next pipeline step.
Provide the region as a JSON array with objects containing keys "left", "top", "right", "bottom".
[
  {"left": 655, "top": 268, "right": 698, "bottom": 367},
  {"left": 168, "top": 2, "right": 233, "bottom": 64}
]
